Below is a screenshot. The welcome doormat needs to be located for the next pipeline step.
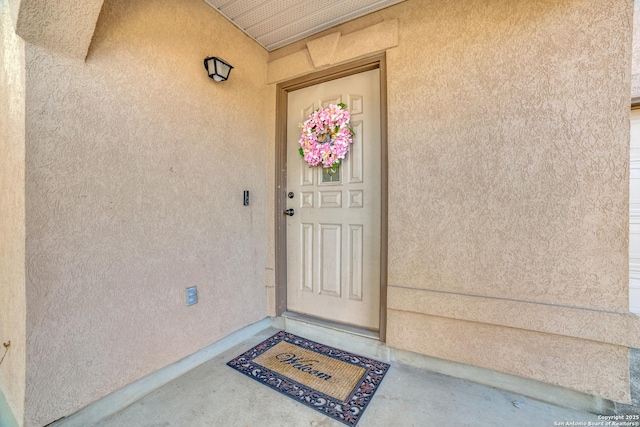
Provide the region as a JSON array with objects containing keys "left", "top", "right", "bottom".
[{"left": 227, "top": 331, "right": 390, "bottom": 426}]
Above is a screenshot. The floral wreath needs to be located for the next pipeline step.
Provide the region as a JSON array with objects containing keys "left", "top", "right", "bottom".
[{"left": 298, "top": 103, "right": 354, "bottom": 171}]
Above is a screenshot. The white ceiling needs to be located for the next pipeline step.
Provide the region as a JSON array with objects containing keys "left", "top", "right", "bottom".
[{"left": 203, "top": 0, "right": 404, "bottom": 51}]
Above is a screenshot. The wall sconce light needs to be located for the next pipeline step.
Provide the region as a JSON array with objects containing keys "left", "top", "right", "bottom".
[{"left": 204, "top": 56, "right": 233, "bottom": 82}]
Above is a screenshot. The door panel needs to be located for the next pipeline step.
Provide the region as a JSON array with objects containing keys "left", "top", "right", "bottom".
[{"left": 285, "top": 68, "right": 381, "bottom": 329}]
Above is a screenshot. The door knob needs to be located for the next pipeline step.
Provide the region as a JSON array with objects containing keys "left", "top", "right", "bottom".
[
  {"left": 284, "top": 208, "right": 295, "bottom": 216},
  {"left": 288, "top": 192, "right": 294, "bottom": 199}
]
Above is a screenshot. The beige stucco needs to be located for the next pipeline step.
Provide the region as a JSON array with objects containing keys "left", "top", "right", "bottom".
[
  {"left": 388, "top": 310, "right": 630, "bottom": 402},
  {"left": 382, "top": 0, "right": 632, "bottom": 399},
  {"left": 1, "top": 0, "right": 638, "bottom": 425},
  {"left": 269, "top": 0, "right": 636, "bottom": 403},
  {"left": 267, "top": 20, "right": 398, "bottom": 84},
  {"left": 386, "top": 0, "right": 628, "bottom": 311},
  {"left": 388, "top": 287, "right": 640, "bottom": 348},
  {"left": 0, "top": 2, "right": 26, "bottom": 424},
  {"left": 17, "top": 0, "right": 272, "bottom": 425},
  {"left": 12, "top": 0, "right": 104, "bottom": 60}
]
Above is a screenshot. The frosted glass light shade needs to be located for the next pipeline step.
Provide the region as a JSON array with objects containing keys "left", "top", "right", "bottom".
[{"left": 204, "top": 56, "right": 233, "bottom": 82}]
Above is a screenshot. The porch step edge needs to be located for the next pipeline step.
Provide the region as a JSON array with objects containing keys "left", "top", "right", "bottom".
[
  {"left": 52, "top": 317, "right": 273, "bottom": 427},
  {"left": 390, "top": 347, "right": 616, "bottom": 416},
  {"left": 0, "top": 386, "right": 19, "bottom": 427},
  {"left": 281, "top": 315, "right": 616, "bottom": 415}
]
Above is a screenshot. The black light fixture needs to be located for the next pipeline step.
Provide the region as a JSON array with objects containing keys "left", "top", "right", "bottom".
[{"left": 204, "top": 56, "right": 233, "bottom": 82}]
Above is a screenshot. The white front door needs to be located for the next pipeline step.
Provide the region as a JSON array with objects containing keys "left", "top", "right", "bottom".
[
  {"left": 630, "top": 109, "right": 640, "bottom": 314},
  {"left": 285, "top": 68, "right": 381, "bottom": 330}
]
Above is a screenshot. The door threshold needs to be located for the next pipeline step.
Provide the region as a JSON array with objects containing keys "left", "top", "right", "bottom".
[{"left": 282, "top": 311, "right": 380, "bottom": 340}]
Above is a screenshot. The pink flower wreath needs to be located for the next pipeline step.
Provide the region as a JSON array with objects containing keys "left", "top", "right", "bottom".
[{"left": 298, "top": 103, "right": 354, "bottom": 170}]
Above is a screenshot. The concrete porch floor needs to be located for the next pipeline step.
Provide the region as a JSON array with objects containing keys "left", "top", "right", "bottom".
[{"left": 86, "top": 325, "right": 618, "bottom": 427}]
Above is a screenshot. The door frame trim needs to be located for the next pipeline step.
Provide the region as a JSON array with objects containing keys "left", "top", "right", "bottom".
[{"left": 274, "top": 53, "right": 389, "bottom": 342}]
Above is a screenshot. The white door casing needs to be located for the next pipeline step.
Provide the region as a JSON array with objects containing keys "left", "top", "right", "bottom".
[{"left": 285, "top": 69, "right": 381, "bottom": 330}]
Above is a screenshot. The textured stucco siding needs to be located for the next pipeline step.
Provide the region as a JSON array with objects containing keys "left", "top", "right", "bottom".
[
  {"left": 0, "top": 3, "right": 26, "bottom": 425},
  {"left": 2, "top": 0, "right": 636, "bottom": 424},
  {"left": 384, "top": 0, "right": 630, "bottom": 311},
  {"left": 385, "top": 0, "right": 632, "bottom": 402},
  {"left": 386, "top": 0, "right": 632, "bottom": 402},
  {"left": 13, "top": 0, "right": 104, "bottom": 60},
  {"left": 633, "top": 0, "right": 640, "bottom": 98},
  {"left": 269, "top": 0, "right": 635, "bottom": 403}
]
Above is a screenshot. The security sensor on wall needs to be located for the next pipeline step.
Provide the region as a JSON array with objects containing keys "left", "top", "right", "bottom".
[{"left": 204, "top": 56, "right": 233, "bottom": 82}]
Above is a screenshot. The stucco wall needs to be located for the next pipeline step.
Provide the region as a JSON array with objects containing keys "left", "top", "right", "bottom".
[
  {"left": 384, "top": 0, "right": 633, "bottom": 402},
  {"left": 269, "top": 0, "right": 635, "bottom": 402},
  {"left": 0, "top": 3, "right": 26, "bottom": 425},
  {"left": 21, "top": 0, "right": 271, "bottom": 425},
  {"left": 384, "top": 0, "right": 633, "bottom": 397}
]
